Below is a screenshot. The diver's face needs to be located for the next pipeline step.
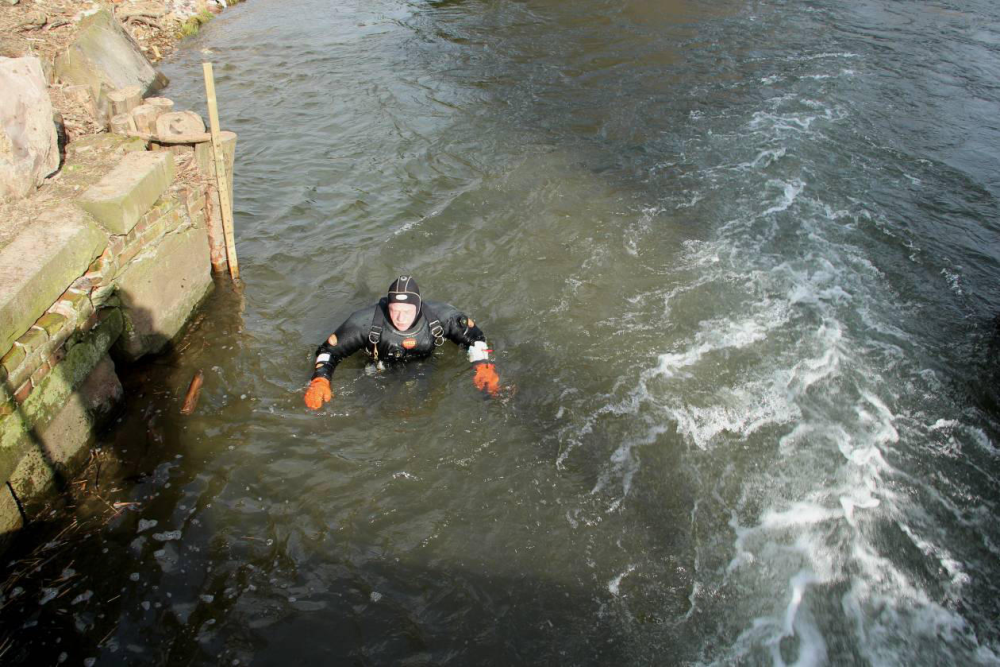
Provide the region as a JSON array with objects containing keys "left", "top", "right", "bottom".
[{"left": 388, "top": 302, "right": 418, "bottom": 330}]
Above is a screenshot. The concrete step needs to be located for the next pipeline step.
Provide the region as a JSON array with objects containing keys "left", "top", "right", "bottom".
[
  {"left": 0, "top": 205, "right": 108, "bottom": 354},
  {"left": 76, "top": 151, "right": 175, "bottom": 235}
]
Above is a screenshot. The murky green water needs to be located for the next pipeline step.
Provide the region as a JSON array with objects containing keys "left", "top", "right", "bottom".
[{"left": 7, "top": 0, "right": 1000, "bottom": 664}]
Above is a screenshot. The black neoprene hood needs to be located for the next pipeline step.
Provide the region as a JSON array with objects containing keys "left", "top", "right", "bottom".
[{"left": 387, "top": 275, "right": 422, "bottom": 316}]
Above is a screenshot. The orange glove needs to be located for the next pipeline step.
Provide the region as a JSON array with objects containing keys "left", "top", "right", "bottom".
[
  {"left": 304, "top": 377, "right": 332, "bottom": 410},
  {"left": 472, "top": 363, "right": 500, "bottom": 396}
]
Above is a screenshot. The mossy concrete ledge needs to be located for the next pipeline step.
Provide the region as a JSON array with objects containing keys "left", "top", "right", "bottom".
[
  {"left": 77, "top": 151, "right": 176, "bottom": 235},
  {"left": 0, "top": 206, "right": 108, "bottom": 353}
]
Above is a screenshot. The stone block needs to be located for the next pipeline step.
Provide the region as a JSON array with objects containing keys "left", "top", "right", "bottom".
[
  {"left": 0, "top": 204, "right": 108, "bottom": 352},
  {"left": 36, "top": 312, "right": 68, "bottom": 338},
  {"left": 7, "top": 354, "right": 122, "bottom": 503},
  {"left": 1, "top": 345, "right": 25, "bottom": 377},
  {"left": 64, "top": 133, "right": 147, "bottom": 164},
  {"left": 17, "top": 326, "right": 47, "bottom": 354},
  {"left": 0, "top": 485, "right": 23, "bottom": 547},
  {"left": 54, "top": 288, "right": 90, "bottom": 316},
  {"left": 114, "top": 225, "right": 212, "bottom": 361},
  {"left": 0, "top": 308, "right": 123, "bottom": 486},
  {"left": 20, "top": 308, "right": 122, "bottom": 431},
  {"left": 13, "top": 381, "right": 30, "bottom": 404},
  {"left": 53, "top": 10, "right": 168, "bottom": 119},
  {"left": 0, "top": 57, "right": 60, "bottom": 200},
  {"left": 77, "top": 151, "right": 175, "bottom": 235}
]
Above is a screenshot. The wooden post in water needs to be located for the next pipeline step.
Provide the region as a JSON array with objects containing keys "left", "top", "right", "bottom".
[{"left": 202, "top": 62, "right": 240, "bottom": 281}]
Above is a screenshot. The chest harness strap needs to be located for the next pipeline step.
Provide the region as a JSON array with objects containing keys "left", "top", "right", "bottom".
[
  {"left": 368, "top": 301, "right": 445, "bottom": 355},
  {"left": 368, "top": 299, "right": 386, "bottom": 361}
]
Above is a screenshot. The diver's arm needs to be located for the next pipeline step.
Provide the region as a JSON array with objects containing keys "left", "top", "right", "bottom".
[
  {"left": 305, "top": 308, "right": 370, "bottom": 409},
  {"left": 433, "top": 302, "right": 499, "bottom": 396},
  {"left": 431, "top": 301, "right": 488, "bottom": 348},
  {"left": 310, "top": 322, "right": 367, "bottom": 381}
]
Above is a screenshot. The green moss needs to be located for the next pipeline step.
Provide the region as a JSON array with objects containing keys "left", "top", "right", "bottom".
[{"left": 178, "top": 18, "right": 201, "bottom": 38}]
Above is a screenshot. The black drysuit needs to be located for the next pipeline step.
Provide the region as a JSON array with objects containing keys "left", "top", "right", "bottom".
[{"left": 311, "top": 298, "right": 487, "bottom": 381}]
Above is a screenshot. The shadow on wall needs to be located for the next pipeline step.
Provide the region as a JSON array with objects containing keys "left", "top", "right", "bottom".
[{"left": 0, "top": 295, "right": 174, "bottom": 549}]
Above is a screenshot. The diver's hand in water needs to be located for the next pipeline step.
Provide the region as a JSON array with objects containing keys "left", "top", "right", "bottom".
[
  {"left": 472, "top": 362, "right": 500, "bottom": 396},
  {"left": 304, "top": 377, "right": 332, "bottom": 410},
  {"left": 467, "top": 340, "right": 491, "bottom": 363}
]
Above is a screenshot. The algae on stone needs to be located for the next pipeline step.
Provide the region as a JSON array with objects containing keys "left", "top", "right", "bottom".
[{"left": 0, "top": 205, "right": 108, "bottom": 353}]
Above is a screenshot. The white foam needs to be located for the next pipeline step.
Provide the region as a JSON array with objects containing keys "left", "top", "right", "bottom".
[
  {"left": 762, "top": 179, "right": 805, "bottom": 216},
  {"left": 608, "top": 564, "right": 636, "bottom": 596}
]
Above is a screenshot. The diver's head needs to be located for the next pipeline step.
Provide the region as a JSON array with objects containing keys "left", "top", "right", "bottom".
[{"left": 387, "top": 275, "right": 421, "bottom": 330}]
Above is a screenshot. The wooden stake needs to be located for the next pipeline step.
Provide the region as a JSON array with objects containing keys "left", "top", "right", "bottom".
[{"left": 202, "top": 62, "right": 239, "bottom": 280}]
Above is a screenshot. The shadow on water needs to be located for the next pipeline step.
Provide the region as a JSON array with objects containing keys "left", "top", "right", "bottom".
[
  {"left": 0, "top": 271, "right": 646, "bottom": 664},
  {"left": 0, "top": 286, "right": 229, "bottom": 662},
  {"left": 0, "top": 506, "right": 633, "bottom": 665}
]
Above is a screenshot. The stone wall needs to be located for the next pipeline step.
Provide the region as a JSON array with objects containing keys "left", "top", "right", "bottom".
[
  {"left": 0, "top": 3, "right": 240, "bottom": 549},
  {"left": 0, "top": 135, "right": 230, "bottom": 543}
]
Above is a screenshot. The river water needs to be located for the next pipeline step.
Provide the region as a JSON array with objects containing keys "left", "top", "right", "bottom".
[{"left": 7, "top": 0, "right": 1000, "bottom": 664}]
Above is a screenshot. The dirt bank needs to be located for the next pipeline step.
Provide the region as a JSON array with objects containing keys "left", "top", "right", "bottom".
[{"left": 0, "top": 1, "right": 241, "bottom": 144}]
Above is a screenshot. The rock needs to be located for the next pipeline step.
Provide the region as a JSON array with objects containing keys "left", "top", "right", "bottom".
[
  {"left": 0, "top": 57, "right": 59, "bottom": 201},
  {"left": 19, "top": 12, "right": 47, "bottom": 30},
  {"left": 3, "top": 1, "right": 20, "bottom": 7},
  {"left": 117, "top": 3, "right": 168, "bottom": 20},
  {"left": 114, "top": 224, "right": 212, "bottom": 361},
  {"left": 53, "top": 10, "right": 168, "bottom": 121}
]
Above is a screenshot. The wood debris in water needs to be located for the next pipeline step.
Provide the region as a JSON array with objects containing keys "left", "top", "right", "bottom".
[{"left": 180, "top": 369, "right": 204, "bottom": 415}]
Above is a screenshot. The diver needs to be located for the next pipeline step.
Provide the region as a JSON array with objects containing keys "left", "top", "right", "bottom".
[{"left": 304, "top": 275, "right": 500, "bottom": 409}]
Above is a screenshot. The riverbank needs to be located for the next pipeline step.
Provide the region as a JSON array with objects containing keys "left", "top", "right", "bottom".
[
  {"left": 0, "top": 1, "right": 244, "bottom": 548},
  {"left": 0, "top": 1, "right": 238, "bottom": 143}
]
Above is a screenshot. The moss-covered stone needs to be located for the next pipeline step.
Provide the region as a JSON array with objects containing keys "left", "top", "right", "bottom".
[
  {"left": 16, "top": 327, "right": 47, "bottom": 354},
  {"left": 0, "top": 308, "right": 122, "bottom": 484},
  {"left": 7, "top": 355, "right": 122, "bottom": 503},
  {"left": 21, "top": 308, "right": 121, "bottom": 426},
  {"left": 0, "top": 205, "right": 108, "bottom": 353},
  {"left": 1, "top": 346, "right": 25, "bottom": 377},
  {"left": 57, "top": 289, "right": 90, "bottom": 312},
  {"left": 36, "top": 312, "right": 68, "bottom": 338}
]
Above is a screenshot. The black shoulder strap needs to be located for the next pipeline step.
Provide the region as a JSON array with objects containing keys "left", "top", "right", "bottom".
[
  {"left": 423, "top": 304, "right": 445, "bottom": 347},
  {"left": 369, "top": 299, "right": 387, "bottom": 353}
]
